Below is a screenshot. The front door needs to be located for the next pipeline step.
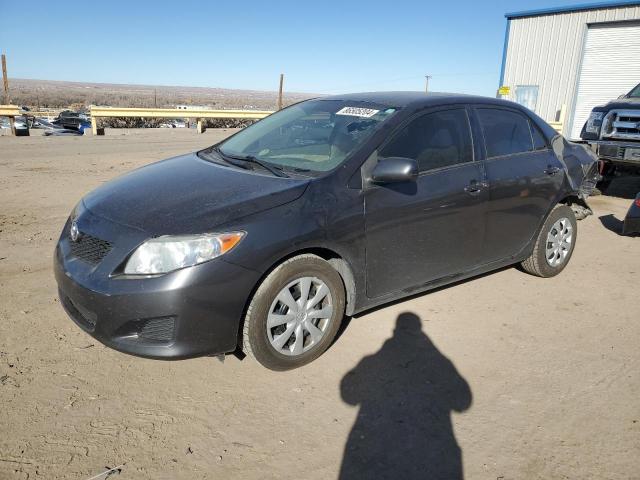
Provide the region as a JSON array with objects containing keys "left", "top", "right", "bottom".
[{"left": 364, "top": 107, "right": 487, "bottom": 299}]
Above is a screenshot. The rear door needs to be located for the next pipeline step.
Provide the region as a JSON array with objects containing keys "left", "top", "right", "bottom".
[
  {"left": 364, "top": 106, "right": 487, "bottom": 298},
  {"left": 474, "top": 107, "right": 563, "bottom": 264}
]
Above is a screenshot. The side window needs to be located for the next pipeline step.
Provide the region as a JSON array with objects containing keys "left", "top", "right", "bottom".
[
  {"left": 530, "top": 122, "right": 548, "bottom": 150},
  {"left": 380, "top": 109, "right": 473, "bottom": 172},
  {"left": 477, "top": 108, "right": 534, "bottom": 158}
]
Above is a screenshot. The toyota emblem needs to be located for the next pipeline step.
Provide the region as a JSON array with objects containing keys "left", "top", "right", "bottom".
[{"left": 70, "top": 220, "right": 80, "bottom": 242}]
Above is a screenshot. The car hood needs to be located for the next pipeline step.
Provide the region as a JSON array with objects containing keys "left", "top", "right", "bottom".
[
  {"left": 595, "top": 96, "right": 640, "bottom": 111},
  {"left": 82, "top": 153, "right": 310, "bottom": 235}
]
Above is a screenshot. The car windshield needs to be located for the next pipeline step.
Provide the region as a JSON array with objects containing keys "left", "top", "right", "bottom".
[
  {"left": 213, "top": 99, "right": 398, "bottom": 173},
  {"left": 628, "top": 83, "right": 640, "bottom": 97}
]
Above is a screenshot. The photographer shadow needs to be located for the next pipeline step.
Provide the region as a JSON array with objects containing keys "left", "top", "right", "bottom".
[{"left": 339, "top": 312, "right": 472, "bottom": 480}]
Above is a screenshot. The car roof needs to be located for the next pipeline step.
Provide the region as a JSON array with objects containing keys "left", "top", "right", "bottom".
[
  {"left": 318, "top": 91, "right": 559, "bottom": 140},
  {"left": 321, "top": 91, "right": 517, "bottom": 109}
]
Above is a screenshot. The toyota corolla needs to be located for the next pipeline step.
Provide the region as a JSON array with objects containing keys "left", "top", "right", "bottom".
[{"left": 54, "top": 92, "right": 599, "bottom": 370}]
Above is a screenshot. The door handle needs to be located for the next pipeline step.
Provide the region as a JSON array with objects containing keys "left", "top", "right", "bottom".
[
  {"left": 544, "top": 166, "right": 561, "bottom": 175},
  {"left": 464, "top": 181, "right": 487, "bottom": 194}
]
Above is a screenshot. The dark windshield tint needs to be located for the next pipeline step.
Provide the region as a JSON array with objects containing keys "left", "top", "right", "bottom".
[
  {"left": 628, "top": 83, "right": 640, "bottom": 98},
  {"left": 478, "top": 108, "right": 533, "bottom": 158},
  {"left": 217, "top": 100, "right": 397, "bottom": 172},
  {"left": 380, "top": 108, "right": 473, "bottom": 172}
]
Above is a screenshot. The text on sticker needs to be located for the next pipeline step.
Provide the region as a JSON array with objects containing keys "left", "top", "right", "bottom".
[{"left": 336, "top": 107, "right": 380, "bottom": 118}]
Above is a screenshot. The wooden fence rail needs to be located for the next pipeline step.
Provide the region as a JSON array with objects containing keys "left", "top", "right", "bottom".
[{"left": 89, "top": 106, "right": 273, "bottom": 134}]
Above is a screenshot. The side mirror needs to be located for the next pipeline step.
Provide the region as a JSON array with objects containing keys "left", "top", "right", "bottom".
[{"left": 371, "top": 157, "right": 419, "bottom": 184}]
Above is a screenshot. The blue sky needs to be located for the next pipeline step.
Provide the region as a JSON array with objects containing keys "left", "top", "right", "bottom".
[{"left": 1, "top": 0, "right": 589, "bottom": 96}]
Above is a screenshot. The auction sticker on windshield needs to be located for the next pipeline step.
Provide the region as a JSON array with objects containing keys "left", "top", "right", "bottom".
[{"left": 336, "top": 107, "right": 380, "bottom": 118}]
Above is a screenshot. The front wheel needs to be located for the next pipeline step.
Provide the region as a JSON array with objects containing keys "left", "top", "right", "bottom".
[
  {"left": 520, "top": 205, "right": 577, "bottom": 278},
  {"left": 242, "top": 254, "right": 346, "bottom": 370}
]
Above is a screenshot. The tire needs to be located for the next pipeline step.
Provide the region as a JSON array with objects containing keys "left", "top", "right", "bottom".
[
  {"left": 520, "top": 204, "right": 578, "bottom": 278},
  {"left": 242, "top": 254, "right": 346, "bottom": 371}
]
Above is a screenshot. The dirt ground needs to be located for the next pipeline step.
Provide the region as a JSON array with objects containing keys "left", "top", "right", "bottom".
[{"left": 0, "top": 129, "right": 638, "bottom": 480}]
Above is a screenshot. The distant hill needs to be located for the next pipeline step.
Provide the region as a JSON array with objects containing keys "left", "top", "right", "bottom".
[{"left": 6, "top": 78, "right": 317, "bottom": 110}]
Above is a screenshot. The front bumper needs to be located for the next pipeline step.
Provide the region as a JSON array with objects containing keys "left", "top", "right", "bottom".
[
  {"left": 587, "top": 140, "right": 640, "bottom": 166},
  {"left": 54, "top": 208, "right": 261, "bottom": 359}
]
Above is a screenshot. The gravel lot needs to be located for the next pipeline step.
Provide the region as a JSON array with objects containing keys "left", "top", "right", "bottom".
[{"left": 0, "top": 129, "right": 638, "bottom": 479}]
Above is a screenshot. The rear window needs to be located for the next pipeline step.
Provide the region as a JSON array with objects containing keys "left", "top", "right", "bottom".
[{"left": 478, "top": 108, "right": 533, "bottom": 158}]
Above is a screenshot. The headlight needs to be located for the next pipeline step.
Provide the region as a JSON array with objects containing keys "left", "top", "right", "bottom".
[
  {"left": 124, "top": 232, "right": 245, "bottom": 274},
  {"left": 585, "top": 111, "right": 604, "bottom": 134}
]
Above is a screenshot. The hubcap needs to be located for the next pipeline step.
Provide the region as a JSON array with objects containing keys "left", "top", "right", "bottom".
[
  {"left": 545, "top": 217, "right": 573, "bottom": 267},
  {"left": 267, "top": 276, "right": 333, "bottom": 356}
]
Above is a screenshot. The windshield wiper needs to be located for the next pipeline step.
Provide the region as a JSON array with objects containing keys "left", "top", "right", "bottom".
[
  {"left": 216, "top": 148, "right": 289, "bottom": 178},
  {"left": 198, "top": 147, "right": 235, "bottom": 166},
  {"left": 207, "top": 146, "right": 252, "bottom": 170}
]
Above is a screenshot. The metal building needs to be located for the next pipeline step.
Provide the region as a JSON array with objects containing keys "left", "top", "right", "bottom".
[{"left": 498, "top": 1, "right": 640, "bottom": 139}]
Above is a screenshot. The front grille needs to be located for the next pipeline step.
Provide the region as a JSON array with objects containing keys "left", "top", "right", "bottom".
[
  {"left": 69, "top": 232, "right": 113, "bottom": 265},
  {"left": 603, "top": 109, "right": 640, "bottom": 140},
  {"left": 139, "top": 317, "right": 176, "bottom": 343}
]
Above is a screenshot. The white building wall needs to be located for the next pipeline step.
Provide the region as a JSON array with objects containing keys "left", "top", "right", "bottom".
[
  {"left": 501, "top": 4, "right": 640, "bottom": 135},
  {"left": 570, "top": 22, "right": 640, "bottom": 138}
]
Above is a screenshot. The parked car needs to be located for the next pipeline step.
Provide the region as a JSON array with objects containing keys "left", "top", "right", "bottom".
[
  {"left": 0, "top": 116, "right": 29, "bottom": 135},
  {"left": 580, "top": 82, "right": 640, "bottom": 182},
  {"left": 1, "top": 116, "right": 28, "bottom": 129},
  {"left": 52, "top": 111, "right": 91, "bottom": 133},
  {"left": 54, "top": 92, "right": 599, "bottom": 370}
]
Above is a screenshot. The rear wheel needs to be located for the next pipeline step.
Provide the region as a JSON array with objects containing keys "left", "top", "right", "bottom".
[
  {"left": 520, "top": 205, "right": 577, "bottom": 278},
  {"left": 242, "top": 254, "right": 345, "bottom": 370}
]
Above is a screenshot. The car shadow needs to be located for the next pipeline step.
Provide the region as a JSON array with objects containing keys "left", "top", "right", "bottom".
[
  {"left": 599, "top": 174, "right": 640, "bottom": 200},
  {"left": 599, "top": 214, "right": 625, "bottom": 235},
  {"left": 339, "top": 312, "right": 472, "bottom": 479}
]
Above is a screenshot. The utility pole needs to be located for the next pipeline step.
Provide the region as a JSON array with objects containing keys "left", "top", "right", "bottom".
[
  {"left": 154, "top": 88, "right": 157, "bottom": 108},
  {"left": 277, "top": 73, "right": 284, "bottom": 110},
  {"left": 2, "top": 54, "right": 16, "bottom": 135},
  {"left": 1, "top": 54, "right": 9, "bottom": 103},
  {"left": 424, "top": 75, "right": 432, "bottom": 93}
]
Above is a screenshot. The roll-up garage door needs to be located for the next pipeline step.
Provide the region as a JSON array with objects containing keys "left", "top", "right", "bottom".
[{"left": 570, "top": 22, "right": 640, "bottom": 140}]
